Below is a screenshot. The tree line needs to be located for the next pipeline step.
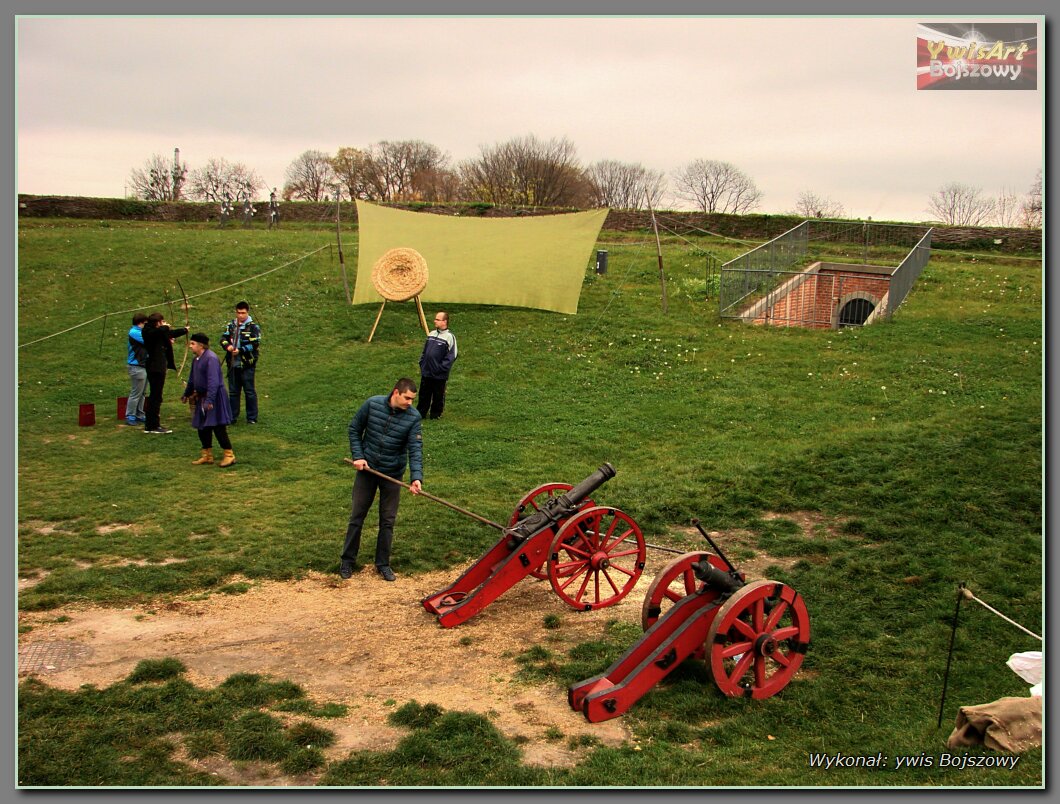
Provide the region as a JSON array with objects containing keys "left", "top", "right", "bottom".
[
  {"left": 126, "top": 136, "right": 762, "bottom": 215},
  {"left": 127, "top": 138, "right": 1042, "bottom": 228}
]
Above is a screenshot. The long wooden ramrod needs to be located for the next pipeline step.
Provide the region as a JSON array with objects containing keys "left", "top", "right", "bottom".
[
  {"left": 342, "top": 458, "right": 504, "bottom": 531},
  {"left": 342, "top": 458, "right": 688, "bottom": 555}
]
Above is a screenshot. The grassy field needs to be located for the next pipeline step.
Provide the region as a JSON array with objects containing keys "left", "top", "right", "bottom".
[{"left": 16, "top": 217, "right": 1043, "bottom": 787}]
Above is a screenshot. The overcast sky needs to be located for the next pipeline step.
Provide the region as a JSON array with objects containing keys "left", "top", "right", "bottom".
[{"left": 16, "top": 15, "right": 1043, "bottom": 223}]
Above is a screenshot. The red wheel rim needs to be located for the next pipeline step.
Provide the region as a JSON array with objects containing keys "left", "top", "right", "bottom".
[
  {"left": 547, "top": 506, "right": 646, "bottom": 610},
  {"left": 706, "top": 579, "right": 810, "bottom": 699},
  {"left": 508, "top": 483, "right": 595, "bottom": 580},
  {"left": 641, "top": 551, "right": 735, "bottom": 659}
]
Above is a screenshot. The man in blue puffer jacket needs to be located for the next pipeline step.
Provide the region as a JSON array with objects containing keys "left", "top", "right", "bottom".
[{"left": 340, "top": 378, "right": 423, "bottom": 582}]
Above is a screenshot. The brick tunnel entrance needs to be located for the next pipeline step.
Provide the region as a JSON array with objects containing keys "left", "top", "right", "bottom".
[
  {"left": 740, "top": 262, "right": 892, "bottom": 329},
  {"left": 718, "top": 219, "right": 933, "bottom": 329}
]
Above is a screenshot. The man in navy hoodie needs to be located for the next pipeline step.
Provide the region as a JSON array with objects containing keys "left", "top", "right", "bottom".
[{"left": 417, "top": 311, "right": 458, "bottom": 420}]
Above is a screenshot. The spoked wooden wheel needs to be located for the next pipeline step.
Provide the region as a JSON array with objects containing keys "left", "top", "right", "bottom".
[
  {"left": 706, "top": 579, "right": 811, "bottom": 699},
  {"left": 546, "top": 506, "right": 646, "bottom": 611},
  {"left": 508, "top": 483, "right": 595, "bottom": 580},
  {"left": 641, "top": 551, "right": 735, "bottom": 659}
]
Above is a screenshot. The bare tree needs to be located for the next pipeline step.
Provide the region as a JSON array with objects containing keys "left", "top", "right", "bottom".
[
  {"left": 187, "top": 158, "right": 263, "bottom": 202},
  {"left": 332, "top": 147, "right": 373, "bottom": 202},
  {"left": 282, "top": 150, "right": 335, "bottom": 201},
  {"left": 672, "top": 159, "right": 762, "bottom": 214},
  {"left": 793, "top": 190, "right": 845, "bottom": 219},
  {"left": 927, "top": 182, "right": 997, "bottom": 226},
  {"left": 459, "top": 135, "right": 594, "bottom": 207},
  {"left": 1022, "top": 170, "right": 1042, "bottom": 228},
  {"left": 411, "top": 166, "right": 465, "bottom": 202},
  {"left": 992, "top": 187, "right": 1023, "bottom": 228},
  {"left": 128, "top": 153, "right": 188, "bottom": 201},
  {"left": 586, "top": 160, "right": 666, "bottom": 209},
  {"left": 360, "top": 140, "right": 450, "bottom": 202}
]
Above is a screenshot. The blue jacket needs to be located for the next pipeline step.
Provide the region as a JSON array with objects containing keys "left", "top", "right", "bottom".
[
  {"left": 419, "top": 329, "right": 458, "bottom": 380},
  {"left": 127, "top": 325, "right": 147, "bottom": 367},
  {"left": 220, "top": 315, "right": 261, "bottom": 369},
  {"left": 349, "top": 395, "right": 423, "bottom": 481}
]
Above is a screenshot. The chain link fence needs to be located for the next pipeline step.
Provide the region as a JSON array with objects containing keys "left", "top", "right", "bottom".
[{"left": 719, "top": 220, "right": 932, "bottom": 327}]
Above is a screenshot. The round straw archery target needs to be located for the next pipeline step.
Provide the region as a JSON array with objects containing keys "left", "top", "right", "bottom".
[{"left": 371, "top": 247, "right": 429, "bottom": 302}]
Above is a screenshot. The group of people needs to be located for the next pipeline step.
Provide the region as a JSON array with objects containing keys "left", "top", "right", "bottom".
[
  {"left": 124, "top": 300, "right": 262, "bottom": 468},
  {"left": 125, "top": 298, "right": 460, "bottom": 585},
  {"left": 340, "top": 310, "right": 459, "bottom": 583}
]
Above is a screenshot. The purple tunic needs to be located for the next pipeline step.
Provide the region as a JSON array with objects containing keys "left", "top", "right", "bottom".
[{"left": 183, "top": 348, "right": 234, "bottom": 429}]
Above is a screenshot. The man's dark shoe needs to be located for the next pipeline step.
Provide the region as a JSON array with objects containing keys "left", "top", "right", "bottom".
[
  {"left": 339, "top": 561, "right": 354, "bottom": 580},
  {"left": 377, "top": 565, "right": 396, "bottom": 582}
]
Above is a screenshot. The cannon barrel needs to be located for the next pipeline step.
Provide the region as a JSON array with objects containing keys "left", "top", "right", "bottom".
[
  {"left": 564, "top": 462, "right": 617, "bottom": 505},
  {"left": 506, "top": 462, "right": 617, "bottom": 542},
  {"left": 691, "top": 560, "right": 743, "bottom": 596}
]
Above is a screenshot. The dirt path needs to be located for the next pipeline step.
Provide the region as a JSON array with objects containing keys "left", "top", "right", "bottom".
[
  {"left": 17, "top": 560, "right": 665, "bottom": 775},
  {"left": 18, "top": 517, "right": 825, "bottom": 783}
]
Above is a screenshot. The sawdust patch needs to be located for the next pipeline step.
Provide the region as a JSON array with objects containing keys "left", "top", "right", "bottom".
[
  {"left": 666, "top": 525, "right": 798, "bottom": 578},
  {"left": 23, "top": 520, "right": 77, "bottom": 536},
  {"left": 761, "top": 510, "right": 843, "bottom": 540},
  {"left": 668, "top": 511, "right": 852, "bottom": 577},
  {"left": 17, "top": 521, "right": 828, "bottom": 783},
  {"left": 113, "top": 557, "right": 189, "bottom": 568},
  {"left": 97, "top": 523, "right": 134, "bottom": 535},
  {"left": 18, "top": 554, "right": 705, "bottom": 778},
  {"left": 18, "top": 571, "right": 51, "bottom": 591}
]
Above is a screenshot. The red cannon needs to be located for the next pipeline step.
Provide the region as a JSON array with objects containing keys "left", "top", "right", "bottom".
[
  {"left": 422, "top": 463, "right": 647, "bottom": 628},
  {"left": 568, "top": 521, "right": 811, "bottom": 722}
]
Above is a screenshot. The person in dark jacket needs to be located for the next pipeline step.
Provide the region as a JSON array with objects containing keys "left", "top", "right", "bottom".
[
  {"left": 181, "top": 333, "right": 236, "bottom": 468},
  {"left": 417, "top": 310, "right": 458, "bottom": 420},
  {"left": 124, "top": 312, "right": 149, "bottom": 425},
  {"left": 220, "top": 300, "right": 262, "bottom": 424},
  {"left": 341, "top": 378, "right": 423, "bottom": 582},
  {"left": 141, "top": 312, "right": 189, "bottom": 434}
]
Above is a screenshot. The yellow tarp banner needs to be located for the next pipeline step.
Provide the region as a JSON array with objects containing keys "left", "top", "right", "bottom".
[{"left": 353, "top": 201, "right": 608, "bottom": 315}]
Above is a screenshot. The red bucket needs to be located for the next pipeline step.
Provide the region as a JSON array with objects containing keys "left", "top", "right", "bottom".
[
  {"left": 78, "top": 404, "right": 96, "bottom": 427},
  {"left": 117, "top": 396, "right": 129, "bottom": 420}
]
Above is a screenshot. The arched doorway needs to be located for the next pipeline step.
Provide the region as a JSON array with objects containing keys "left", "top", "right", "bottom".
[{"left": 838, "top": 298, "right": 874, "bottom": 326}]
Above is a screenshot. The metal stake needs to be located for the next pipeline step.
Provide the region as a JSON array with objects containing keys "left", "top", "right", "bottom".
[{"left": 936, "top": 583, "right": 967, "bottom": 730}]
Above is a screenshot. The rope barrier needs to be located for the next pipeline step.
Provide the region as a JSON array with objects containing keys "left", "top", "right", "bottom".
[
  {"left": 19, "top": 244, "right": 330, "bottom": 348},
  {"left": 575, "top": 238, "right": 652, "bottom": 346},
  {"left": 654, "top": 220, "right": 728, "bottom": 254},
  {"left": 653, "top": 212, "right": 759, "bottom": 246},
  {"left": 961, "top": 586, "right": 1042, "bottom": 641}
]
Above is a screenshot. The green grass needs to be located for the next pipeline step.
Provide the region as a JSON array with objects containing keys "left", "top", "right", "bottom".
[
  {"left": 17, "top": 661, "right": 342, "bottom": 786},
  {"left": 16, "top": 218, "right": 1042, "bottom": 786}
]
